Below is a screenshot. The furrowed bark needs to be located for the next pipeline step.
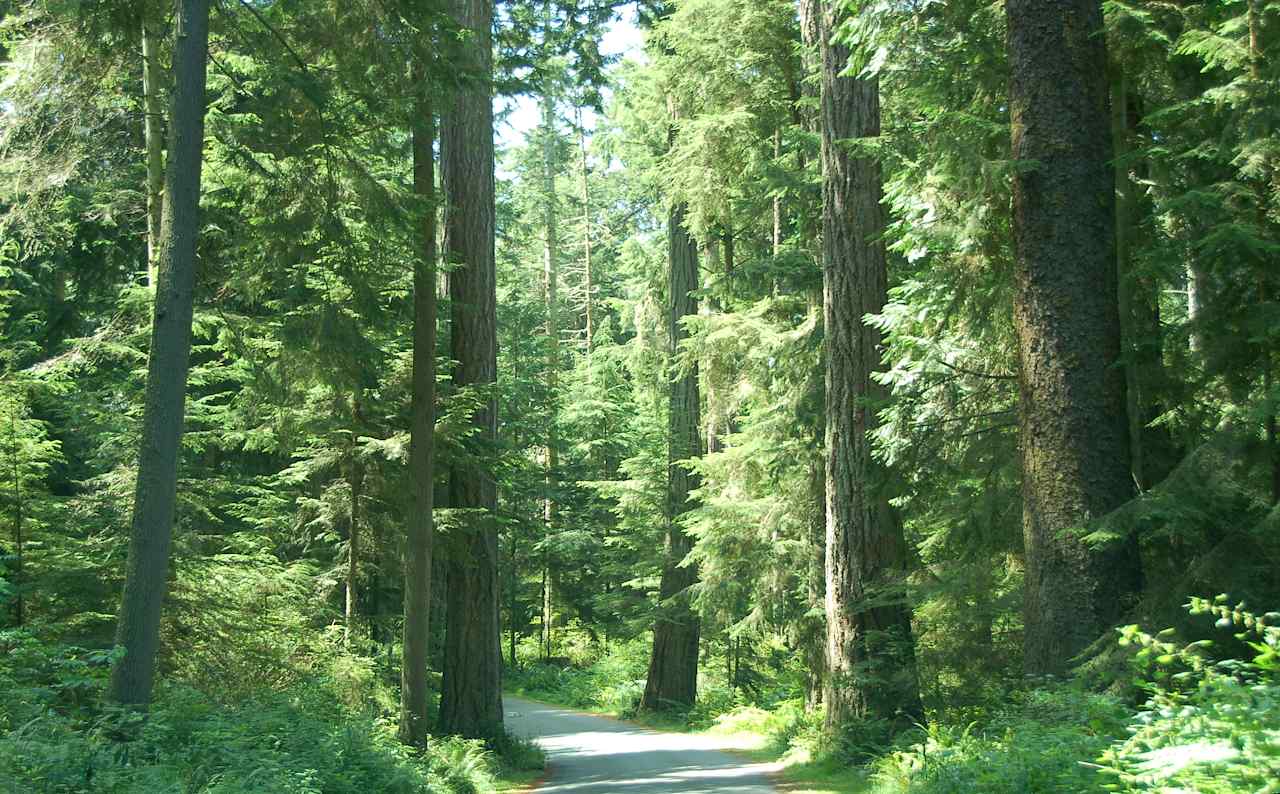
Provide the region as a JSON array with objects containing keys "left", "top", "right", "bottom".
[
  {"left": 641, "top": 197, "right": 703, "bottom": 712},
  {"left": 1006, "top": 0, "right": 1142, "bottom": 675},
  {"left": 438, "top": 0, "right": 503, "bottom": 739},
  {"left": 817, "top": 0, "right": 921, "bottom": 729}
]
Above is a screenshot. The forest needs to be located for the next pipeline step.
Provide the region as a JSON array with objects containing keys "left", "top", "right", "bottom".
[{"left": 1, "top": 0, "right": 1278, "bottom": 792}]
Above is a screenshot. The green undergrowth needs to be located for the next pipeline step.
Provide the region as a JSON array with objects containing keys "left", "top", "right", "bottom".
[
  {"left": 0, "top": 630, "right": 543, "bottom": 793},
  {"left": 505, "top": 599, "right": 1280, "bottom": 794}
]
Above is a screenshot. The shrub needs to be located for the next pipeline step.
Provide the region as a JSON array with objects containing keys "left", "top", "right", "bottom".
[
  {"left": 0, "top": 632, "right": 501, "bottom": 794},
  {"left": 869, "top": 686, "right": 1125, "bottom": 794},
  {"left": 1095, "top": 596, "right": 1280, "bottom": 793}
]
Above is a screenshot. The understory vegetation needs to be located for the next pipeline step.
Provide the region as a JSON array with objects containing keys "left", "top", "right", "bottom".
[
  {"left": 2, "top": 628, "right": 543, "bottom": 793},
  {"left": 3, "top": 0, "right": 1280, "bottom": 791},
  {"left": 509, "top": 598, "right": 1280, "bottom": 793}
]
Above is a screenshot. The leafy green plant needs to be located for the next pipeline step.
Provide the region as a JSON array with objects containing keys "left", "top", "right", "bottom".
[
  {"left": 869, "top": 687, "right": 1125, "bottom": 794},
  {"left": 1096, "top": 596, "right": 1280, "bottom": 793}
]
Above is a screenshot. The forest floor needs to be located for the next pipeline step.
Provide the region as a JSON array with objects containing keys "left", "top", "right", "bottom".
[{"left": 502, "top": 692, "right": 868, "bottom": 793}]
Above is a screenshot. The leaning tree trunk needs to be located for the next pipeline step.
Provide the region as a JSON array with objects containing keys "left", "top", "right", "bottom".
[
  {"left": 640, "top": 197, "right": 702, "bottom": 712},
  {"left": 817, "top": 0, "right": 921, "bottom": 730},
  {"left": 438, "top": 0, "right": 503, "bottom": 739},
  {"left": 108, "top": 0, "right": 210, "bottom": 707},
  {"left": 1006, "top": 0, "right": 1142, "bottom": 676},
  {"left": 398, "top": 78, "right": 437, "bottom": 749}
]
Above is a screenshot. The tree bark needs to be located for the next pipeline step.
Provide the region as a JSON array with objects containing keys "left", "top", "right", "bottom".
[
  {"left": 640, "top": 198, "right": 702, "bottom": 711},
  {"left": 541, "top": 73, "right": 560, "bottom": 662},
  {"left": 346, "top": 435, "right": 363, "bottom": 646},
  {"left": 439, "top": 0, "right": 503, "bottom": 739},
  {"left": 817, "top": 0, "right": 921, "bottom": 729},
  {"left": 399, "top": 79, "right": 437, "bottom": 749},
  {"left": 1006, "top": 0, "right": 1142, "bottom": 676},
  {"left": 108, "top": 0, "right": 210, "bottom": 707},
  {"left": 578, "top": 111, "right": 594, "bottom": 359},
  {"left": 8, "top": 409, "right": 23, "bottom": 628},
  {"left": 804, "top": 444, "right": 825, "bottom": 712},
  {"left": 142, "top": 15, "right": 165, "bottom": 291}
]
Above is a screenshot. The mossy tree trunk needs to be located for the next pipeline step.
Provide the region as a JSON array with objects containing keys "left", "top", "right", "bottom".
[{"left": 1006, "top": 0, "right": 1143, "bottom": 676}]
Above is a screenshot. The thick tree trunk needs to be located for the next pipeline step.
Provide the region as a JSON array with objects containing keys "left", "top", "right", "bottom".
[
  {"left": 399, "top": 83, "right": 437, "bottom": 749},
  {"left": 817, "top": 0, "right": 921, "bottom": 729},
  {"left": 439, "top": 0, "right": 503, "bottom": 739},
  {"left": 641, "top": 199, "right": 702, "bottom": 712},
  {"left": 142, "top": 16, "right": 165, "bottom": 290},
  {"left": 108, "top": 0, "right": 210, "bottom": 707},
  {"left": 1006, "top": 0, "right": 1142, "bottom": 676}
]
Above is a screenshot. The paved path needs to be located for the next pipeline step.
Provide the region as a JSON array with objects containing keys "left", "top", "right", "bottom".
[{"left": 505, "top": 696, "right": 778, "bottom": 793}]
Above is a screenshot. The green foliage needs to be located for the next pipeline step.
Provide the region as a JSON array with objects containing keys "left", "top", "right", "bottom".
[
  {"left": 1096, "top": 597, "right": 1280, "bottom": 793},
  {"left": 868, "top": 687, "right": 1124, "bottom": 794},
  {"left": 507, "top": 637, "right": 651, "bottom": 714},
  {"left": 0, "top": 633, "right": 504, "bottom": 794}
]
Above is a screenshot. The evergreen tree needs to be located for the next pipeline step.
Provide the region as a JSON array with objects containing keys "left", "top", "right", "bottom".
[
  {"left": 1006, "top": 0, "right": 1143, "bottom": 675},
  {"left": 438, "top": 0, "right": 504, "bottom": 739},
  {"left": 108, "top": 0, "right": 210, "bottom": 706},
  {"left": 814, "top": 0, "right": 921, "bottom": 727}
]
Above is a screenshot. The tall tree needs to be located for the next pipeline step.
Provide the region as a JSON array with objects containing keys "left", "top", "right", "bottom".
[
  {"left": 398, "top": 70, "right": 437, "bottom": 747},
  {"left": 640, "top": 193, "right": 702, "bottom": 711},
  {"left": 539, "top": 39, "right": 561, "bottom": 661},
  {"left": 816, "top": 0, "right": 921, "bottom": 728},
  {"left": 1006, "top": 0, "right": 1142, "bottom": 675},
  {"left": 438, "top": 0, "right": 503, "bottom": 738},
  {"left": 140, "top": 5, "right": 164, "bottom": 290},
  {"left": 108, "top": 0, "right": 210, "bottom": 706}
]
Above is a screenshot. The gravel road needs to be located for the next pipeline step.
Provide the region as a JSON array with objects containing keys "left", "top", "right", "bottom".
[{"left": 504, "top": 696, "right": 778, "bottom": 793}]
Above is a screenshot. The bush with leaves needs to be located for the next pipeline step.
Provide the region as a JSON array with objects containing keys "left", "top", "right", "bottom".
[
  {"left": 0, "top": 631, "right": 508, "bottom": 794},
  {"left": 1096, "top": 596, "right": 1280, "bottom": 793}
]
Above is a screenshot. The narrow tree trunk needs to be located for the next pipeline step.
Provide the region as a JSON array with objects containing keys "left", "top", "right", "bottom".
[
  {"left": 439, "top": 0, "right": 503, "bottom": 739},
  {"left": 723, "top": 225, "right": 735, "bottom": 303},
  {"left": 8, "top": 410, "right": 23, "bottom": 628},
  {"left": 142, "top": 16, "right": 165, "bottom": 291},
  {"left": 346, "top": 444, "right": 363, "bottom": 646},
  {"left": 817, "top": 0, "right": 921, "bottom": 729},
  {"left": 541, "top": 76, "right": 560, "bottom": 663},
  {"left": 1112, "top": 70, "right": 1145, "bottom": 491},
  {"left": 541, "top": 565, "right": 552, "bottom": 659},
  {"left": 773, "top": 126, "right": 783, "bottom": 258},
  {"left": 1246, "top": 0, "right": 1278, "bottom": 504},
  {"left": 108, "top": 0, "right": 210, "bottom": 707},
  {"left": 578, "top": 110, "right": 594, "bottom": 359},
  {"left": 399, "top": 80, "right": 437, "bottom": 749},
  {"left": 798, "top": 0, "right": 825, "bottom": 715},
  {"left": 1006, "top": 0, "right": 1142, "bottom": 676},
  {"left": 641, "top": 197, "right": 702, "bottom": 712},
  {"left": 804, "top": 443, "right": 825, "bottom": 711},
  {"left": 508, "top": 541, "right": 518, "bottom": 668}
]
